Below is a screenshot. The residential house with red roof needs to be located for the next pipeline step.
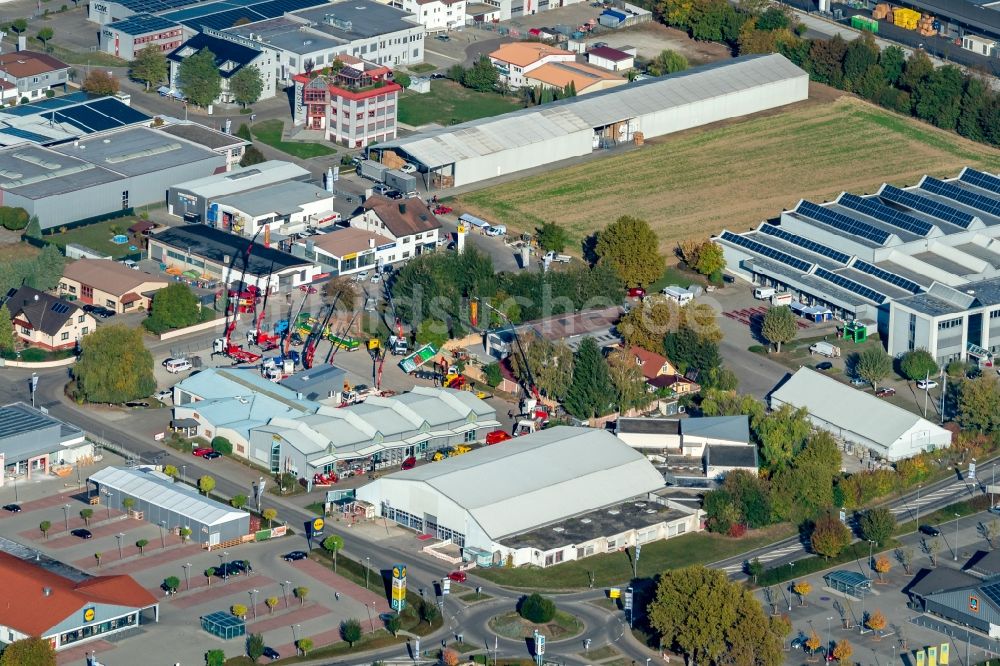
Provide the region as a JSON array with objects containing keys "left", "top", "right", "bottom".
[
  {"left": 0, "top": 551, "right": 157, "bottom": 651},
  {"left": 0, "top": 50, "right": 69, "bottom": 102},
  {"left": 353, "top": 195, "right": 441, "bottom": 260}
]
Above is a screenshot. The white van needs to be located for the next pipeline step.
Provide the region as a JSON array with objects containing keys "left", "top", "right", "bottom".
[
  {"left": 165, "top": 359, "right": 192, "bottom": 374},
  {"left": 754, "top": 287, "right": 776, "bottom": 300}
]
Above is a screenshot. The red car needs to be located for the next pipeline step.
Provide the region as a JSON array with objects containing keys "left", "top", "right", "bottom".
[
  {"left": 627, "top": 287, "right": 646, "bottom": 298},
  {"left": 433, "top": 205, "right": 453, "bottom": 215},
  {"left": 448, "top": 571, "right": 467, "bottom": 583},
  {"left": 401, "top": 456, "right": 417, "bottom": 470},
  {"left": 192, "top": 447, "right": 213, "bottom": 457},
  {"left": 485, "top": 430, "right": 512, "bottom": 445},
  {"left": 299, "top": 285, "right": 318, "bottom": 294}
]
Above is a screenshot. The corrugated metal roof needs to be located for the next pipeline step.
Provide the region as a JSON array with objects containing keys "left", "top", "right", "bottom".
[
  {"left": 89, "top": 467, "right": 247, "bottom": 527},
  {"left": 377, "top": 54, "right": 805, "bottom": 169}
]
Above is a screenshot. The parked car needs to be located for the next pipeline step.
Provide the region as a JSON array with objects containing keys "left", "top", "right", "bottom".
[
  {"left": 790, "top": 634, "right": 807, "bottom": 650},
  {"left": 400, "top": 163, "right": 417, "bottom": 174},
  {"left": 627, "top": 287, "right": 646, "bottom": 298},
  {"left": 433, "top": 205, "right": 452, "bottom": 215},
  {"left": 917, "top": 379, "right": 939, "bottom": 390},
  {"left": 365, "top": 297, "right": 377, "bottom": 312},
  {"left": 435, "top": 34, "right": 450, "bottom": 41},
  {"left": 71, "top": 528, "right": 93, "bottom": 539},
  {"left": 370, "top": 274, "right": 381, "bottom": 284},
  {"left": 154, "top": 390, "right": 172, "bottom": 402},
  {"left": 373, "top": 183, "right": 392, "bottom": 196},
  {"left": 815, "top": 361, "right": 833, "bottom": 371},
  {"left": 2, "top": 504, "right": 20, "bottom": 512},
  {"left": 165, "top": 358, "right": 192, "bottom": 374},
  {"left": 919, "top": 524, "right": 941, "bottom": 537},
  {"left": 875, "top": 387, "right": 896, "bottom": 397},
  {"left": 203, "top": 451, "right": 222, "bottom": 460},
  {"left": 401, "top": 456, "right": 417, "bottom": 470},
  {"left": 486, "top": 430, "right": 512, "bottom": 445},
  {"left": 484, "top": 225, "right": 506, "bottom": 236},
  {"left": 448, "top": 571, "right": 467, "bottom": 582},
  {"left": 192, "top": 447, "right": 213, "bottom": 457},
  {"left": 83, "top": 304, "right": 115, "bottom": 318},
  {"left": 386, "top": 190, "right": 404, "bottom": 200},
  {"left": 849, "top": 376, "right": 866, "bottom": 386},
  {"left": 263, "top": 647, "right": 280, "bottom": 660},
  {"left": 284, "top": 551, "right": 308, "bottom": 562}
]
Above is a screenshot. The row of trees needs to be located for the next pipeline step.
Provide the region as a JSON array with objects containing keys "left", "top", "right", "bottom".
[{"left": 128, "top": 45, "right": 264, "bottom": 108}]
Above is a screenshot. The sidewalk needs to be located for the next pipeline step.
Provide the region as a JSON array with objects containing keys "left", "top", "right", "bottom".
[
  {"left": 72, "top": 541, "right": 201, "bottom": 573},
  {"left": 172, "top": 574, "right": 275, "bottom": 610},
  {"left": 295, "top": 559, "right": 392, "bottom": 613}
]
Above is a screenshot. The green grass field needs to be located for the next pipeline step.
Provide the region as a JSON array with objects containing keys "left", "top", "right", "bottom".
[
  {"left": 251, "top": 120, "right": 336, "bottom": 159},
  {"left": 397, "top": 80, "right": 522, "bottom": 127},
  {"left": 45, "top": 219, "right": 141, "bottom": 259},
  {"left": 456, "top": 94, "right": 1000, "bottom": 251}
]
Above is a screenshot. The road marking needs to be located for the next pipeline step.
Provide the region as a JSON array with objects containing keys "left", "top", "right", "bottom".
[{"left": 426, "top": 49, "right": 459, "bottom": 61}]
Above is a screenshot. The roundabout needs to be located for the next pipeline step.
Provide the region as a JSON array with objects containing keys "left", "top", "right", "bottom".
[{"left": 488, "top": 609, "right": 586, "bottom": 641}]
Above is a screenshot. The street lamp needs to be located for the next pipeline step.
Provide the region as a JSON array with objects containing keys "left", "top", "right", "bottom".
[
  {"left": 867, "top": 540, "right": 875, "bottom": 573},
  {"left": 366, "top": 601, "right": 375, "bottom": 634},
  {"left": 181, "top": 465, "right": 186, "bottom": 484},
  {"left": 955, "top": 513, "right": 961, "bottom": 561},
  {"left": 62, "top": 504, "right": 70, "bottom": 531},
  {"left": 115, "top": 533, "right": 124, "bottom": 560},
  {"left": 281, "top": 580, "right": 291, "bottom": 608},
  {"left": 916, "top": 483, "right": 921, "bottom": 523},
  {"left": 182, "top": 563, "right": 191, "bottom": 590},
  {"left": 826, "top": 616, "right": 833, "bottom": 655},
  {"left": 158, "top": 521, "right": 166, "bottom": 549},
  {"left": 249, "top": 589, "right": 258, "bottom": 620},
  {"left": 365, "top": 556, "right": 371, "bottom": 590}
]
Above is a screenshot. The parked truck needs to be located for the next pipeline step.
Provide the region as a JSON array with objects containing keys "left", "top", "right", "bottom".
[
  {"left": 771, "top": 292, "right": 793, "bottom": 307},
  {"left": 809, "top": 341, "right": 842, "bottom": 358},
  {"left": 388, "top": 335, "right": 409, "bottom": 356},
  {"left": 358, "top": 159, "right": 389, "bottom": 182},
  {"left": 384, "top": 169, "right": 417, "bottom": 195},
  {"left": 543, "top": 251, "right": 571, "bottom": 263}
]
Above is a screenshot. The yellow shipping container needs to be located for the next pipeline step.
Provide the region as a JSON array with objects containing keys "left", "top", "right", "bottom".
[{"left": 893, "top": 7, "right": 920, "bottom": 27}]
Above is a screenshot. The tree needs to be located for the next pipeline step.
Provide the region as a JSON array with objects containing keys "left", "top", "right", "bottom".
[
  {"left": 144, "top": 282, "right": 202, "bottom": 333},
  {"left": 24, "top": 215, "right": 41, "bottom": 240},
  {"left": 205, "top": 567, "right": 216, "bottom": 586},
  {"left": 341, "top": 618, "right": 363, "bottom": 646},
  {"left": 163, "top": 464, "right": 179, "bottom": 479},
  {"left": 39, "top": 520, "right": 51, "bottom": 539},
  {"left": 247, "top": 633, "right": 265, "bottom": 662},
  {"left": 0, "top": 637, "right": 56, "bottom": 666},
  {"left": 442, "top": 648, "right": 461, "bottom": 666},
  {"left": 211, "top": 435, "right": 232, "bottom": 455},
  {"left": 179, "top": 527, "right": 192, "bottom": 542},
  {"left": 80, "top": 508, "right": 93, "bottom": 526},
  {"left": 564, "top": 337, "right": 616, "bottom": 419},
  {"left": 393, "top": 71, "right": 411, "bottom": 88},
  {"left": 832, "top": 639, "right": 853, "bottom": 662},
  {"left": 756, "top": 6, "right": 789, "bottom": 29},
  {"left": 294, "top": 586, "right": 309, "bottom": 606},
  {"left": 263, "top": 508, "right": 277, "bottom": 527},
  {"left": 296, "top": 638, "right": 313, "bottom": 656},
  {"left": 231, "top": 65, "right": 264, "bottom": 109},
  {"left": 163, "top": 575, "right": 180, "bottom": 593},
  {"left": 853, "top": 346, "right": 892, "bottom": 391},
  {"left": 760, "top": 306, "right": 796, "bottom": 352},
  {"left": 606, "top": 347, "right": 650, "bottom": 413},
  {"left": 415, "top": 318, "right": 449, "bottom": 349},
  {"left": 518, "top": 593, "right": 556, "bottom": 623},
  {"left": 206, "top": 649, "right": 226, "bottom": 666},
  {"left": 694, "top": 241, "right": 725, "bottom": 277},
  {"left": 879, "top": 45, "right": 906, "bottom": 86},
  {"left": 595, "top": 215, "right": 664, "bottom": 287},
  {"left": 462, "top": 55, "right": 499, "bottom": 92},
  {"left": 647, "top": 49, "right": 688, "bottom": 76},
  {"left": 895, "top": 546, "right": 913, "bottom": 575},
  {"left": 240, "top": 145, "right": 265, "bottom": 167},
  {"left": 8, "top": 19, "right": 27, "bottom": 35},
  {"left": 322, "top": 535, "right": 344, "bottom": 571},
  {"left": 509, "top": 337, "right": 574, "bottom": 401},
  {"left": 746, "top": 558, "right": 764, "bottom": 584},
  {"left": 178, "top": 49, "right": 222, "bottom": 107},
  {"left": 536, "top": 221, "right": 569, "bottom": 252},
  {"left": 873, "top": 555, "right": 892, "bottom": 582},
  {"left": 913, "top": 64, "right": 964, "bottom": 130},
  {"left": 231, "top": 603, "right": 248, "bottom": 618},
  {"left": 136, "top": 538, "right": 149, "bottom": 554},
  {"left": 34, "top": 244, "right": 65, "bottom": 291},
  {"left": 230, "top": 494, "right": 248, "bottom": 509},
  {"left": 265, "top": 596, "right": 278, "bottom": 613},
  {"left": 957, "top": 76, "right": 989, "bottom": 141},
  {"left": 324, "top": 275, "right": 359, "bottom": 311},
  {"left": 859, "top": 507, "right": 896, "bottom": 546},
  {"left": 123, "top": 497, "right": 135, "bottom": 513},
  {"left": 94, "top": 552, "right": 102, "bottom": 568},
  {"left": 419, "top": 600, "right": 440, "bottom": 624},
  {"left": 0, "top": 304, "right": 14, "bottom": 354},
  {"left": 810, "top": 512, "right": 851, "bottom": 559},
  {"left": 483, "top": 362, "right": 502, "bottom": 388},
  {"left": 82, "top": 70, "right": 120, "bottom": 95},
  {"left": 792, "top": 580, "right": 812, "bottom": 606},
  {"left": 958, "top": 375, "right": 1000, "bottom": 431},
  {"left": 130, "top": 44, "right": 168, "bottom": 90},
  {"left": 385, "top": 613, "right": 401, "bottom": 636},
  {"left": 73, "top": 325, "right": 155, "bottom": 403},
  {"left": 805, "top": 631, "right": 821, "bottom": 655},
  {"left": 198, "top": 475, "right": 216, "bottom": 496},
  {"left": 35, "top": 26, "right": 54, "bottom": 49},
  {"left": 899, "top": 349, "right": 939, "bottom": 381},
  {"left": 0, "top": 206, "right": 28, "bottom": 230},
  {"left": 756, "top": 404, "right": 812, "bottom": 472},
  {"left": 648, "top": 566, "right": 783, "bottom": 665}
]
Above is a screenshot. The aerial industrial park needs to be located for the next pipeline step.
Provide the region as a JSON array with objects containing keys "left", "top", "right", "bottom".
[{"left": 0, "top": 0, "right": 996, "bottom": 662}]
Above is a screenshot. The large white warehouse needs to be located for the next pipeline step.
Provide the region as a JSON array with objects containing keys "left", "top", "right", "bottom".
[
  {"left": 357, "top": 427, "right": 702, "bottom": 568},
  {"left": 371, "top": 53, "right": 808, "bottom": 189}
]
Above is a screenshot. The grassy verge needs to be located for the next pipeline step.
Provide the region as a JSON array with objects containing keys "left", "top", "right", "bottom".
[
  {"left": 397, "top": 81, "right": 522, "bottom": 126},
  {"left": 581, "top": 646, "right": 620, "bottom": 661},
  {"left": 44, "top": 218, "right": 144, "bottom": 258},
  {"left": 449, "top": 641, "right": 480, "bottom": 654},
  {"left": 27, "top": 37, "right": 126, "bottom": 67},
  {"left": 474, "top": 525, "right": 795, "bottom": 590},
  {"left": 409, "top": 63, "right": 437, "bottom": 73},
  {"left": 895, "top": 494, "right": 990, "bottom": 536},
  {"left": 488, "top": 609, "right": 584, "bottom": 640},
  {"left": 458, "top": 591, "right": 492, "bottom": 603},
  {"left": 304, "top": 502, "right": 325, "bottom": 516},
  {"left": 756, "top": 538, "right": 901, "bottom": 588},
  {"left": 251, "top": 120, "right": 336, "bottom": 159},
  {"left": 649, "top": 264, "right": 705, "bottom": 291}
]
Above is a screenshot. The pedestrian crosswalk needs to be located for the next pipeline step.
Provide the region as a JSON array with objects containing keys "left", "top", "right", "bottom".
[
  {"left": 889, "top": 482, "right": 972, "bottom": 517},
  {"left": 719, "top": 543, "right": 803, "bottom": 574}
]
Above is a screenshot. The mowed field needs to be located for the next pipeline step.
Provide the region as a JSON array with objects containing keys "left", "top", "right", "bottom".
[{"left": 455, "top": 89, "right": 1000, "bottom": 252}]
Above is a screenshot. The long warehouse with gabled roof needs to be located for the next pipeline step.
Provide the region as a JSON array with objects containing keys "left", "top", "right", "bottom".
[
  {"left": 713, "top": 167, "right": 1000, "bottom": 365},
  {"left": 371, "top": 53, "right": 808, "bottom": 189}
]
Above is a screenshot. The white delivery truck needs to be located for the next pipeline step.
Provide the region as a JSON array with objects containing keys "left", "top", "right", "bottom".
[
  {"left": 662, "top": 285, "right": 694, "bottom": 305},
  {"left": 543, "top": 251, "right": 571, "bottom": 263},
  {"left": 754, "top": 286, "right": 776, "bottom": 300},
  {"left": 771, "top": 292, "right": 793, "bottom": 307},
  {"left": 809, "top": 341, "right": 842, "bottom": 358}
]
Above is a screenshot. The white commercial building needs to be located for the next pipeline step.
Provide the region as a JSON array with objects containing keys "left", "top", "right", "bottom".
[
  {"left": 399, "top": 0, "right": 466, "bottom": 31},
  {"left": 770, "top": 367, "right": 952, "bottom": 461},
  {"left": 167, "top": 160, "right": 312, "bottom": 223},
  {"left": 373, "top": 53, "right": 808, "bottom": 189},
  {"left": 292, "top": 227, "right": 395, "bottom": 276},
  {"left": 211, "top": 180, "right": 336, "bottom": 238},
  {"left": 358, "top": 427, "right": 702, "bottom": 567}
]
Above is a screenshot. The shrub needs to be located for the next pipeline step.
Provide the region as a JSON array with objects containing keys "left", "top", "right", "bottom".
[
  {"left": 210, "top": 436, "right": 232, "bottom": 455},
  {"left": 517, "top": 593, "right": 556, "bottom": 623}
]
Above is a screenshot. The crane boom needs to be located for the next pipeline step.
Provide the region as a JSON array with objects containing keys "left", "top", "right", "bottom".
[{"left": 481, "top": 299, "right": 537, "bottom": 398}]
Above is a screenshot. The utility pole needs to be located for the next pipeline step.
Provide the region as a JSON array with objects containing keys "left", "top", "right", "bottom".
[{"left": 923, "top": 370, "right": 930, "bottom": 418}]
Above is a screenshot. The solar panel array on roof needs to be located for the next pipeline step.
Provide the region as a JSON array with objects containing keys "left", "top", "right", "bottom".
[
  {"left": 960, "top": 168, "right": 1000, "bottom": 196},
  {"left": 838, "top": 193, "right": 934, "bottom": 237},
  {"left": 162, "top": 0, "right": 325, "bottom": 28},
  {"left": 0, "top": 92, "right": 90, "bottom": 117},
  {"left": 815, "top": 267, "right": 887, "bottom": 304},
  {"left": 118, "top": 0, "right": 198, "bottom": 13},
  {"left": 922, "top": 176, "right": 1000, "bottom": 218},
  {"left": 982, "top": 581, "right": 1000, "bottom": 609},
  {"left": 106, "top": 13, "right": 181, "bottom": 35},
  {"left": 757, "top": 224, "right": 852, "bottom": 264},
  {"left": 797, "top": 201, "right": 892, "bottom": 245},
  {"left": 42, "top": 98, "right": 150, "bottom": 135},
  {"left": 87, "top": 98, "right": 150, "bottom": 125},
  {"left": 0, "top": 127, "right": 52, "bottom": 143},
  {"left": 719, "top": 231, "right": 814, "bottom": 273},
  {"left": 851, "top": 260, "right": 924, "bottom": 294},
  {"left": 879, "top": 184, "right": 975, "bottom": 228},
  {"left": 50, "top": 302, "right": 70, "bottom": 315}
]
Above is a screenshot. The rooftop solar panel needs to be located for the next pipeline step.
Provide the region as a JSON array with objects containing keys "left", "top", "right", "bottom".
[
  {"left": 922, "top": 176, "right": 1000, "bottom": 218},
  {"left": 54, "top": 105, "right": 125, "bottom": 133},
  {"left": 981, "top": 581, "right": 1000, "bottom": 610},
  {"left": 0, "top": 93, "right": 90, "bottom": 117},
  {"left": 0, "top": 127, "right": 52, "bottom": 143},
  {"left": 86, "top": 98, "right": 151, "bottom": 125},
  {"left": 879, "top": 185, "right": 975, "bottom": 229},
  {"left": 108, "top": 13, "right": 181, "bottom": 34},
  {"left": 796, "top": 200, "right": 892, "bottom": 245},
  {"left": 814, "top": 267, "right": 887, "bottom": 304},
  {"left": 719, "top": 231, "right": 814, "bottom": 273},
  {"left": 757, "top": 224, "right": 852, "bottom": 264},
  {"left": 851, "top": 260, "right": 923, "bottom": 294},
  {"left": 960, "top": 168, "right": 1000, "bottom": 196},
  {"left": 838, "top": 193, "right": 933, "bottom": 237}
]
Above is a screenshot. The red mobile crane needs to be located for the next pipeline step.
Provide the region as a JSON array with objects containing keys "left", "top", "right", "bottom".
[
  {"left": 248, "top": 262, "right": 280, "bottom": 350},
  {"left": 302, "top": 304, "right": 336, "bottom": 370},
  {"left": 480, "top": 300, "right": 548, "bottom": 434},
  {"left": 213, "top": 230, "right": 264, "bottom": 365}
]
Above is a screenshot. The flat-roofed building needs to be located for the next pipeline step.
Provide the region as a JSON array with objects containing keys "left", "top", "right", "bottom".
[{"left": 60, "top": 259, "right": 170, "bottom": 313}]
